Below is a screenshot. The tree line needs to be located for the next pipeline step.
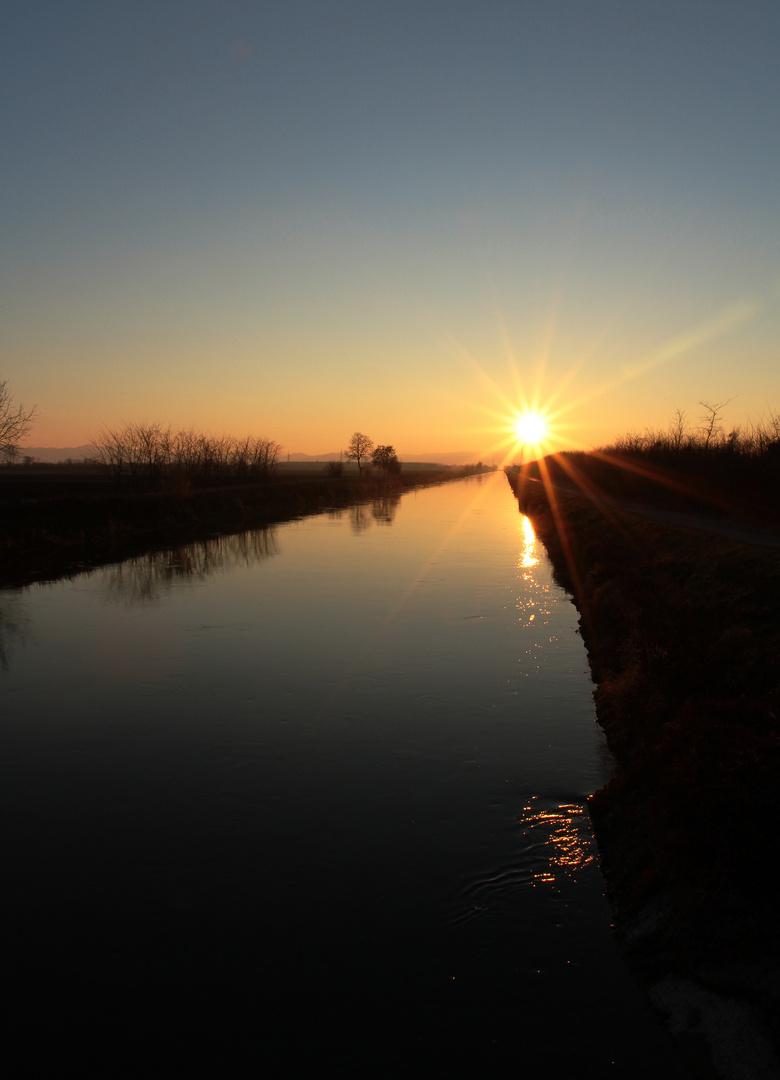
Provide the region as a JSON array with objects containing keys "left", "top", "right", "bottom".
[
  {"left": 578, "top": 401, "right": 780, "bottom": 512},
  {"left": 603, "top": 401, "right": 780, "bottom": 459},
  {"left": 91, "top": 422, "right": 281, "bottom": 487},
  {"left": 2, "top": 376, "right": 406, "bottom": 488}
]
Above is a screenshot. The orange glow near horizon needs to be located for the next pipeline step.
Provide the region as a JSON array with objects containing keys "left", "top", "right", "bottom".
[
  {"left": 15, "top": 286, "right": 771, "bottom": 457},
  {"left": 425, "top": 273, "right": 773, "bottom": 473}
]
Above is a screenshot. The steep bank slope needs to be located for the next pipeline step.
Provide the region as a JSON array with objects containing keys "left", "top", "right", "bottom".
[{"left": 508, "top": 472, "right": 780, "bottom": 1079}]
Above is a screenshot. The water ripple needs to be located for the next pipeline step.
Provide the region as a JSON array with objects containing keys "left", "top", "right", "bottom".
[{"left": 451, "top": 796, "right": 597, "bottom": 926}]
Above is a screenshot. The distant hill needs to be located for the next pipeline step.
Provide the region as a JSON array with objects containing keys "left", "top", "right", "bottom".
[
  {"left": 22, "top": 445, "right": 96, "bottom": 463},
  {"left": 287, "top": 450, "right": 483, "bottom": 466},
  {"left": 286, "top": 451, "right": 342, "bottom": 462},
  {"left": 405, "top": 450, "right": 483, "bottom": 466}
]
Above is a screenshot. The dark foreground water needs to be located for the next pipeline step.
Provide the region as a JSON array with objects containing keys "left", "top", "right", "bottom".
[{"left": 2, "top": 474, "right": 686, "bottom": 1076}]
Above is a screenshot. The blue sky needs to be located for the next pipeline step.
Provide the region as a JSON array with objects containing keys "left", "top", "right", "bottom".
[{"left": 3, "top": 1, "right": 779, "bottom": 457}]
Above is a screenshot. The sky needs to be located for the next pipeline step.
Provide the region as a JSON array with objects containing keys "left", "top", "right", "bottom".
[{"left": 3, "top": 0, "right": 780, "bottom": 460}]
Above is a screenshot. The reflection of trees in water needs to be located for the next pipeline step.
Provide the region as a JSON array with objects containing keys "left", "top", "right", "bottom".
[
  {"left": 372, "top": 493, "right": 401, "bottom": 525},
  {"left": 0, "top": 591, "right": 31, "bottom": 670},
  {"left": 101, "top": 526, "right": 278, "bottom": 604},
  {"left": 350, "top": 504, "right": 371, "bottom": 534},
  {"left": 350, "top": 495, "right": 401, "bottom": 533}
]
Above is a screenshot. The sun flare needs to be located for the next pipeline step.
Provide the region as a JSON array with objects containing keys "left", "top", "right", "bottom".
[{"left": 514, "top": 411, "right": 549, "bottom": 447}]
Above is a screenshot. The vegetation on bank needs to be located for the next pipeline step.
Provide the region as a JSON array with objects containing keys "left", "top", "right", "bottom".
[
  {"left": 0, "top": 385, "right": 495, "bottom": 582},
  {"left": 91, "top": 421, "right": 282, "bottom": 488},
  {"left": 0, "top": 463, "right": 494, "bottom": 586},
  {"left": 0, "top": 380, "right": 37, "bottom": 464},
  {"left": 514, "top": 405, "right": 780, "bottom": 523},
  {"left": 604, "top": 400, "right": 780, "bottom": 457},
  {"left": 507, "top": 456, "right": 780, "bottom": 1067}
]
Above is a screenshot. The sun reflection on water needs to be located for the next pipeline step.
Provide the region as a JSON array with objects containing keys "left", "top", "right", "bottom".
[
  {"left": 454, "top": 797, "right": 597, "bottom": 926},
  {"left": 516, "top": 515, "right": 551, "bottom": 634},
  {"left": 519, "top": 515, "right": 538, "bottom": 569},
  {"left": 520, "top": 796, "right": 596, "bottom": 887}
]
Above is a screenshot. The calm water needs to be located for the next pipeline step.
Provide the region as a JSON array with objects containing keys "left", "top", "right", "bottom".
[{"left": 2, "top": 474, "right": 684, "bottom": 1075}]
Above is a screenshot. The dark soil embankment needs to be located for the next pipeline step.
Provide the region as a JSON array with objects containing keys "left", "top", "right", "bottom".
[
  {"left": 0, "top": 468, "right": 488, "bottom": 586},
  {"left": 507, "top": 469, "right": 780, "bottom": 1078},
  {"left": 515, "top": 446, "right": 780, "bottom": 528}
]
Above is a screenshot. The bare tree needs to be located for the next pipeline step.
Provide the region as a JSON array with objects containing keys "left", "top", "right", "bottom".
[
  {"left": 0, "top": 380, "right": 37, "bottom": 463},
  {"left": 346, "top": 432, "right": 373, "bottom": 475},
  {"left": 698, "top": 399, "right": 733, "bottom": 449},
  {"left": 134, "top": 421, "right": 170, "bottom": 485},
  {"left": 257, "top": 437, "right": 280, "bottom": 477},
  {"left": 669, "top": 409, "right": 687, "bottom": 451},
  {"left": 171, "top": 428, "right": 201, "bottom": 473},
  {"left": 94, "top": 420, "right": 280, "bottom": 486},
  {"left": 93, "top": 424, "right": 130, "bottom": 481}
]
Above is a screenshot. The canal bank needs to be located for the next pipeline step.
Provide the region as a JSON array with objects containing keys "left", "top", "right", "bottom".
[
  {"left": 0, "top": 466, "right": 490, "bottom": 586},
  {"left": 507, "top": 470, "right": 780, "bottom": 1078}
]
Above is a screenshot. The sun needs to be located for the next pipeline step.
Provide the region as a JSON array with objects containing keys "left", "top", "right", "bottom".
[{"left": 514, "top": 411, "right": 549, "bottom": 447}]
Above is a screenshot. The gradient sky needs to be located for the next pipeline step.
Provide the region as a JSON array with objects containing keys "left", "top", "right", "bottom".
[{"left": 3, "top": 1, "right": 779, "bottom": 459}]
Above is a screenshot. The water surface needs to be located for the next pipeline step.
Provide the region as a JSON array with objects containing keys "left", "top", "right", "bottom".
[{"left": 2, "top": 474, "right": 684, "bottom": 1075}]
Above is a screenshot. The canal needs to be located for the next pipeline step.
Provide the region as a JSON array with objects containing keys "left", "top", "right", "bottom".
[{"left": 2, "top": 473, "right": 686, "bottom": 1075}]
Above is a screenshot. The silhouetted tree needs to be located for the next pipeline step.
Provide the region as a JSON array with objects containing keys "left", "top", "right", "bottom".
[
  {"left": 346, "top": 432, "right": 373, "bottom": 475},
  {"left": 371, "top": 444, "right": 400, "bottom": 474},
  {"left": 0, "top": 380, "right": 37, "bottom": 463},
  {"left": 93, "top": 425, "right": 130, "bottom": 481},
  {"left": 669, "top": 409, "right": 687, "bottom": 451},
  {"left": 253, "top": 437, "right": 281, "bottom": 477},
  {"left": 93, "top": 422, "right": 280, "bottom": 486},
  {"left": 699, "top": 399, "right": 732, "bottom": 449}
]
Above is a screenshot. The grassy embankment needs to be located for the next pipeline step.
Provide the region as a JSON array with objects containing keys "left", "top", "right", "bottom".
[
  {"left": 507, "top": 447, "right": 780, "bottom": 1068},
  {"left": 0, "top": 464, "right": 492, "bottom": 586}
]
